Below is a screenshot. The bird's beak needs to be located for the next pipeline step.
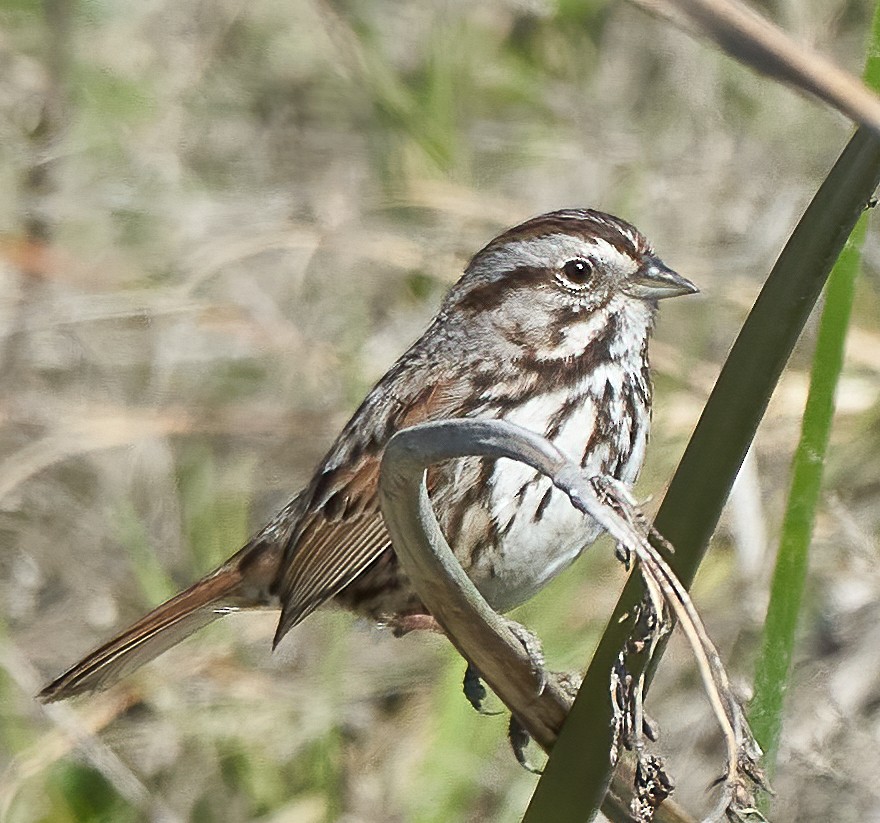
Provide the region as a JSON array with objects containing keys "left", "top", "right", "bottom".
[{"left": 623, "top": 257, "right": 699, "bottom": 300}]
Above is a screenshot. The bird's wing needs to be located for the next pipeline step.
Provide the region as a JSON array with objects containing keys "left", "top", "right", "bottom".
[
  {"left": 273, "top": 376, "right": 466, "bottom": 644},
  {"left": 273, "top": 456, "right": 389, "bottom": 643}
]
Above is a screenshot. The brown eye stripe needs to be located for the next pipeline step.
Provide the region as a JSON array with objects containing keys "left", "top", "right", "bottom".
[{"left": 451, "top": 265, "right": 547, "bottom": 313}]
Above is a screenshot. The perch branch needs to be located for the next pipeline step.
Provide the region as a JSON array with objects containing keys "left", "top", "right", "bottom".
[{"left": 379, "top": 418, "right": 759, "bottom": 821}]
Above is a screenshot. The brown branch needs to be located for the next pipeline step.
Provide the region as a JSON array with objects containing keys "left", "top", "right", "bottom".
[{"left": 378, "top": 418, "right": 751, "bottom": 822}]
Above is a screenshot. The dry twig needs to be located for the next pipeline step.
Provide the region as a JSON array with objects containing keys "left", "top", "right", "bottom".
[
  {"left": 379, "top": 418, "right": 766, "bottom": 821},
  {"left": 632, "top": 0, "right": 880, "bottom": 136}
]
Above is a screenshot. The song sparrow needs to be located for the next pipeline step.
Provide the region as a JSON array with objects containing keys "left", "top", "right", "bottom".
[{"left": 39, "top": 208, "right": 696, "bottom": 702}]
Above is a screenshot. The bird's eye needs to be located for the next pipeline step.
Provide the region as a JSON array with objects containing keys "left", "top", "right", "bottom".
[{"left": 560, "top": 258, "right": 595, "bottom": 289}]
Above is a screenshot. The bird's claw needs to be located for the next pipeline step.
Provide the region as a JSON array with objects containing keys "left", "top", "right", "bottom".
[
  {"left": 462, "top": 663, "right": 501, "bottom": 715},
  {"left": 503, "top": 618, "right": 547, "bottom": 693}
]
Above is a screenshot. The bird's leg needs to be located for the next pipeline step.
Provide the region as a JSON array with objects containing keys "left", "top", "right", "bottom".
[
  {"left": 503, "top": 617, "right": 547, "bottom": 693},
  {"left": 383, "top": 614, "right": 498, "bottom": 715},
  {"left": 462, "top": 663, "right": 500, "bottom": 715},
  {"left": 508, "top": 670, "right": 582, "bottom": 772},
  {"left": 392, "top": 613, "right": 568, "bottom": 773},
  {"left": 383, "top": 613, "right": 443, "bottom": 636},
  {"left": 463, "top": 616, "right": 547, "bottom": 705},
  {"left": 508, "top": 713, "right": 541, "bottom": 773},
  {"left": 474, "top": 618, "right": 555, "bottom": 769}
]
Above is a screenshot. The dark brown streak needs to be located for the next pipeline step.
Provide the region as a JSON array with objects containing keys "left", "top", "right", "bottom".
[
  {"left": 452, "top": 266, "right": 548, "bottom": 315},
  {"left": 532, "top": 485, "right": 554, "bottom": 523},
  {"left": 322, "top": 489, "right": 346, "bottom": 521},
  {"left": 445, "top": 457, "right": 495, "bottom": 553},
  {"left": 545, "top": 389, "right": 590, "bottom": 440},
  {"left": 496, "top": 473, "right": 543, "bottom": 540},
  {"left": 457, "top": 457, "right": 503, "bottom": 570},
  {"left": 581, "top": 384, "right": 616, "bottom": 470},
  {"left": 309, "top": 469, "right": 339, "bottom": 511},
  {"left": 512, "top": 309, "right": 621, "bottom": 389}
]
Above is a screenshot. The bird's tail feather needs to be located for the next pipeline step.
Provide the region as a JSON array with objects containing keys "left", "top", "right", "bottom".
[{"left": 38, "top": 540, "right": 281, "bottom": 702}]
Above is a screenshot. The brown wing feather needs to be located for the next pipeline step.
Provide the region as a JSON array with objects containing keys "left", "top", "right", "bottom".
[
  {"left": 276, "top": 513, "right": 390, "bottom": 633},
  {"left": 273, "top": 454, "right": 388, "bottom": 644},
  {"left": 272, "top": 377, "right": 465, "bottom": 645}
]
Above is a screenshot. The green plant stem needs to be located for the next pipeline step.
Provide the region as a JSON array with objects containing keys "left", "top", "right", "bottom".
[
  {"left": 749, "top": 214, "right": 867, "bottom": 771},
  {"left": 748, "top": 0, "right": 880, "bottom": 779}
]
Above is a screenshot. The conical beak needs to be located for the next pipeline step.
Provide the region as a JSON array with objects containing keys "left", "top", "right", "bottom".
[{"left": 623, "top": 257, "right": 699, "bottom": 300}]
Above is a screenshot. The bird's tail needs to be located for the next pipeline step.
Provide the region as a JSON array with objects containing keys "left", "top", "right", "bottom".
[{"left": 38, "top": 539, "right": 282, "bottom": 702}]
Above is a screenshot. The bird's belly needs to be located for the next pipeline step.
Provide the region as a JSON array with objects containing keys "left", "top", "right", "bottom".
[
  {"left": 467, "top": 464, "right": 604, "bottom": 613},
  {"left": 437, "top": 379, "right": 647, "bottom": 614}
]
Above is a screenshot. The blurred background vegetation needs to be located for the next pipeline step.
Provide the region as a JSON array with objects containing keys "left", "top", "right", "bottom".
[{"left": 1, "top": 0, "right": 879, "bottom": 821}]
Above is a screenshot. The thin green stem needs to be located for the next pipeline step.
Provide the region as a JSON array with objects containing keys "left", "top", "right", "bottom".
[
  {"left": 749, "top": 214, "right": 867, "bottom": 770},
  {"left": 748, "top": 0, "right": 880, "bottom": 777}
]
